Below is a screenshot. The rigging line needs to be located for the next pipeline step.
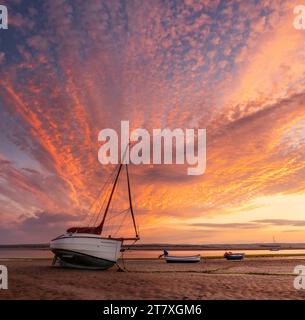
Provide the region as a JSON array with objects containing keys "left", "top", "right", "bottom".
[
  {"left": 91, "top": 186, "right": 110, "bottom": 227},
  {"left": 104, "top": 200, "right": 129, "bottom": 235},
  {"left": 107, "top": 208, "right": 126, "bottom": 235},
  {"left": 86, "top": 165, "right": 119, "bottom": 227},
  {"left": 91, "top": 170, "right": 113, "bottom": 214},
  {"left": 96, "top": 162, "right": 124, "bottom": 234},
  {"left": 91, "top": 163, "right": 121, "bottom": 227},
  {"left": 126, "top": 164, "right": 139, "bottom": 237},
  {"left": 92, "top": 165, "right": 119, "bottom": 215},
  {"left": 119, "top": 238, "right": 139, "bottom": 272},
  {"left": 127, "top": 164, "right": 140, "bottom": 238},
  {"left": 96, "top": 144, "right": 130, "bottom": 234},
  {"left": 108, "top": 168, "right": 129, "bottom": 236},
  {"left": 106, "top": 199, "right": 115, "bottom": 236},
  {"left": 112, "top": 209, "right": 129, "bottom": 237},
  {"left": 90, "top": 167, "right": 116, "bottom": 213},
  {"left": 103, "top": 208, "right": 130, "bottom": 222},
  {"left": 103, "top": 209, "right": 129, "bottom": 237}
]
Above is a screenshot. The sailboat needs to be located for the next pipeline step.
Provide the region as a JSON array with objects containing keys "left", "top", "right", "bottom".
[
  {"left": 50, "top": 162, "right": 139, "bottom": 270},
  {"left": 269, "top": 236, "right": 280, "bottom": 251}
]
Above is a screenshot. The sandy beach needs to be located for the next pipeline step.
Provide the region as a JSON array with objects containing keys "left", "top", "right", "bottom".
[{"left": 1, "top": 257, "right": 305, "bottom": 300}]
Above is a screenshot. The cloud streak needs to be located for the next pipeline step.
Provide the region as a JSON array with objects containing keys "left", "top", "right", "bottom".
[{"left": 0, "top": 0, "right": 305, "bottom": 243}]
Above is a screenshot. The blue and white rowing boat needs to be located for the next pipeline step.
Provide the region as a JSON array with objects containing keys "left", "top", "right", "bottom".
[{"left": 224, "top": 252, "right": 245, "bottom": 260}]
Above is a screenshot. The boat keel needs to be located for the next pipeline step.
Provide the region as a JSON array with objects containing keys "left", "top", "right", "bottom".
[{"left": 51, "top": 249, "right": 116, "bottom": 270}]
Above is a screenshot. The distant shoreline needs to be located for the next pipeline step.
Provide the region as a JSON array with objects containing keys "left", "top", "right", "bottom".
[{"left": 1, "top": 242, "right": 305, "bottom": 251}]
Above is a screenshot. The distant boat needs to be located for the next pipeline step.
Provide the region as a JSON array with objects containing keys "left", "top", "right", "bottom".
[
  {"left": 50, "top": 157, "right": 139, "bottom": 270},
  {"left": 224, "top": 252, "right": 245, "bottom": 260},
  {"left": 260, "top": 237, "right": 281, "bottom": 251},
  {"left": 270, "top": 236, "right": 280, "bottom": 251},
  {"left": 159, "top": 250, "right": 201, "bottom": 263},
  {"left": 269, "top": 246, "right": 280, "bottom": 251}
]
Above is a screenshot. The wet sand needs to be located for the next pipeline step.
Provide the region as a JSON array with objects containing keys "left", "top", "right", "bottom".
[{"left": 1, "top": 257, "right": 305, "bottom": 300}]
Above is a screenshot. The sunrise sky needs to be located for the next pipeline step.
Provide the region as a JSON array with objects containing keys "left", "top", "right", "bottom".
[{"left": 0, "top": 0, "right": 305, "bottom": 244}]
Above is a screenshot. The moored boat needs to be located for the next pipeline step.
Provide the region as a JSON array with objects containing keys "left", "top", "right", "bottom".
[
  {"left": 50, "top": 159, "right": 139, "bottom": 270},
  {"left": 160, "top": 250, "right": 201, "bottom": 263},
  {"left": 224, "top": 251, "right": 245, "bottom": 260},
  {"left": 50, "top": 234, "right": 123, "bottom": 270},
  {"left": 269, "top": 236, "right": 280, "bottom": 251}
]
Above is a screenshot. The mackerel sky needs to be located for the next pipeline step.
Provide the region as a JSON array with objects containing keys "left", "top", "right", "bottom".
[{"left": 1, "top": 0, "right": 305, "bottom": 244}]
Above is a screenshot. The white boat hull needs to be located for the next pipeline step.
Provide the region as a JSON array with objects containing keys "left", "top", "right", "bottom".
[
  {"left": 50, "top": 233, "right": 122, "bottom": 269},
  {"left": 165, "top": 255, "right": 201, "bottom": 263}
]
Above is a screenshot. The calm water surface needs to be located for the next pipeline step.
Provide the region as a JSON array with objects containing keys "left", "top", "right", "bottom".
[{"left": 1, "top": 249, "right": 305, "bottom": 259}]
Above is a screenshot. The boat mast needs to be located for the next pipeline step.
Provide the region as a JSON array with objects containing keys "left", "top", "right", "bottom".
[
  {"left": 96, "top": 143, "right": 139, "bottom": 240},
  {"left": 96, "top": 163, "right": 123, "bottom": 234},
  {"left": 126, "top": 164, "right": 139, "bottom": 238}
]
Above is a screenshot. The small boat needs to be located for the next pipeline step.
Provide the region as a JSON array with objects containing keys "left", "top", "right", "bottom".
[
  {"left": 224, "top": 251, "right": 245, "bottom": 260},
  {"left": 160, "top": 250, "right": 201, "bottom": 263},
  {"left": 50, "top": 157, "right": 139, "bottom": 270},
  {"left": 269, "top": 246, "right": 280, "bottom": 251},
  {"left": 269, "top": 236, "right": 280, "bottom": 251}
]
